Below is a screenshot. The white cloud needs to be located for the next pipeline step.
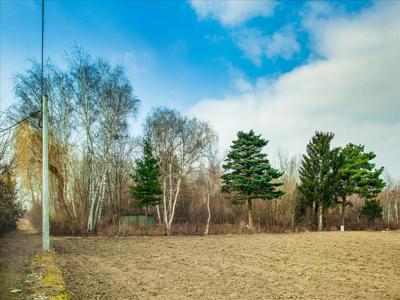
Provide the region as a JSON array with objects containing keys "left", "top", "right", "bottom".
[
  {"left": 189, "top": 0, "right": 276, "bottom": 27},
  {"left": 264, "top": 27, "right": 300, "bottom": 60},
  {"left": 189, "top": 3, "right": 400, "bottom": 178},
  {"left": 233, "top": 28, "right": 265, "bottom": 65},
  {"left": 189, "top": 0, "right": 297, "bottom": 64},
  {"left": 228, "top": 66, "right": 253, "bottom": 93},
  {"left": 233, "top": 26, "right": 300, "bottom": 65}
]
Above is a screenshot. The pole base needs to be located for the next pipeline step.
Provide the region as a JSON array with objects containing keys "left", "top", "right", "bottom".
[{"left": 340, "top": 225, "right": 344, "bottom": 232}]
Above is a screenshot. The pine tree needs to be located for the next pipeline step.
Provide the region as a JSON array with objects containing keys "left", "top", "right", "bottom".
[
  {"left": 130, "top": 140, "right": 162, "bottom": 224},
  {"left": 221, "top": 130, "right": 284, "bottom": 231},
  {"left": 299, "top": 131, "right": 340, "bottom": 231},
  {"left": 361, "top": 199, "right": 383, "bottom": 224},
  {"left": 337, "top": 144, "right": 385, "bottom": 230}
]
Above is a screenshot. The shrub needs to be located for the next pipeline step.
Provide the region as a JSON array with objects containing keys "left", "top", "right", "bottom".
[{"left": 0, "top": 169, "right": 24, "bottom": 234}]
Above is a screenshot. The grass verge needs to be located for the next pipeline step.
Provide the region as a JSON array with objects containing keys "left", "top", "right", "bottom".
[{"left": 28, "top": 251, "right": 70, "bottom": 300}]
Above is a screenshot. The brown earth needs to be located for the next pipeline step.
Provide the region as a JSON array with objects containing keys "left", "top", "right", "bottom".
[
  {"left": 53, "top": 231, "right": 400, "bottom": 300},
  {"left": 0, "top": 219, "right": 41, "bottom": 300}
]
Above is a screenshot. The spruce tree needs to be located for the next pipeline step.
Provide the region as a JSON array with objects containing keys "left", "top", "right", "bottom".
[
  {"left": 221, "top": 130, "right": 284, "bottom": 231},
  {"left": 130, "top": 140, "right": 162, "bottom": 223},
  {"left": 337, "top": 144, "right": 385, "bottom": 230},
  {"left": 299, "top": 131, "right": 340, "bottom": 231},
  {"left": 361, "top": 199, "right": 383, "bottom": 224}
]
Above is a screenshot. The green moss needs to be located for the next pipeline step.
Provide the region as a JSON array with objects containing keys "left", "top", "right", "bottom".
[
  {"left": 29, "top": 251, "right": 70, "bottom": 300},
  {"left": 50, "top": 293, "right": 70, "bottom": 300}
]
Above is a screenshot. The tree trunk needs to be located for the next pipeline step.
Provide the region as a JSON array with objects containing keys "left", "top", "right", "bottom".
[
  {"left": 318, "top": 201, "right": 323, "bottom": 231},
  {"left": 247, "top": 199, "right": 254, "bottom": 231},
  {"left": 162, "top": 177, "right": 168, "bottom": 235},
  {"left": 387, "top": 205, "right": 391, "bottom": 229},
  {"left": 341, "top": 197, "right": 346, "bottom": 231},
  {"left": 145, "top": 205, "right": 148, "bottom": 236},
  {"left": 205, "top": 192, "right": 211, "bottom": 235},
  {"left": 166, "top": 177, "right": 182, "bottom": 236},
  {"left": 168, "top": 163, "right": 173, "bottom": 215},
  {"left": 156, "top": 205, "right": 162, "bottom": 225},
  {"left": 311, "top": 200, "right": 316, "bottom": 229},
  {"left": 165, "top": 222, "right": 171, "bottom": 236}
]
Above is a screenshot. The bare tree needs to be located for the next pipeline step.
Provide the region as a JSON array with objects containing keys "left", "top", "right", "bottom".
[
  {"left": 12, "top": 48, "right": 139, "bottom": 233},
  {"left": 68, "top": 48, "right": 139, "bottom": 232},
  {"left": 201, "top": 143, "right": 221, "bottom": 235},
  {"left": 0, "top": 112, "right": 15, "bottom": 172},
  {"left": 145, "top": 107, "right": 215, "bottom": 235},
  {"left": 277, "top": 149, "right": 301, "bottom": 229}
]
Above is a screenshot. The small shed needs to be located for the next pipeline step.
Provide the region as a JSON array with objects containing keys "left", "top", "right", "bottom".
[{"left": 120, "top": 212, "right": 154, "bottom": 226}]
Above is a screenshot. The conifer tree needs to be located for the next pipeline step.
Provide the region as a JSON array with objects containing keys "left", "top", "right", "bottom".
[
  {"left": 337, "top": 144, "right": 385, "bottom": 230},
  {"left": 299, "top": 131, "right": 340, "bottom": 231},
  {"left": 221, "top": 130, "right": 284, "bottom": 231},
  {"left": 361, "top": 199, "right": 383, "bottom": 227},
  {"left": 130, "top": 140, "right": 162, "bottom": 223}
]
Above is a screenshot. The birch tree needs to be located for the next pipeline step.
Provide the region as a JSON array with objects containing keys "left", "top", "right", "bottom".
[
  {"left": 145, "top": 107, "right": 215, "bottom": 235},
  {"left": 69, "top": 48, "right": 139, "bottom": 232},
  {"left": 12, "top": 48, "right": 139, "bottom": 233}
]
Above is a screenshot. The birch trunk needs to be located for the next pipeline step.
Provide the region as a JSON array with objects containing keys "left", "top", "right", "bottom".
[
  {"left": 205, "top": 192, "right": 211, "bottom": 235},
  {"left": 168, "top": 163, "right": 173, "bottom": 217},
  {"left": 386, "top": 205, "right": 391, "bottom": 228},
  {"left": 156, "top": 205, "right": 162, "bottom": 225},
  {"left": 341, "top": 197, "right": 346, "bottom": 230},
  {"left": 94, "top": 170, "right": 107, "bottom": 226},
  {"left": 167, "top": 177, "right": 181, "bottom": 236},
  {"left": 162, "top": 176, "right": 168, "bottom": 235},
  {"left": 318, "top": 201, "right": 323, "bottom": 231}
]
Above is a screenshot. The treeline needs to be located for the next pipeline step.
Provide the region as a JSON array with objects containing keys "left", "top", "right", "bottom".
[
  {"left": 0, "top": 112, "right": 24, "bottom": 234},
  {"left": 3, "top": 48, "right": 398, "bottom": 235},
  {"left": 132, "top": 128, "right": 396, "bottom": 235}
]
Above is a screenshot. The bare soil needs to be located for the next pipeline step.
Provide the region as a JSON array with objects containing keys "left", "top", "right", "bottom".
[
  {"left": 0, "top": 220, "right": 41, "bottom": 300},
  {"left": 53, "top": 231, "right": 400, "bottom": 300}
]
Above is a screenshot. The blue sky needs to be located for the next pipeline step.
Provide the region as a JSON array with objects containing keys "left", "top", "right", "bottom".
[
  {"left": 1, "top": 0, "right": 399, "bottom": 178},
  {"left": 1, "top": 0, "right": 369, "bottom": 109}
]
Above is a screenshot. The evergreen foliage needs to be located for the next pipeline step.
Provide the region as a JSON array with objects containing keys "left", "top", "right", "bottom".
[
  {"left": 336, "top": 143, "right": 385, "bottom": 227},
  {"left": 338, "top": 144, "right": 385, "bottom": 200},
  {"left": 221, "top": 130, "right": 284, "bottom": 229},
  {"left": 298, "top": 131, "right": 341, "bottom": 229},
  {"left": 130, "top": 140, "right": 162, "bottom": 208},
  {"left": 299, "top": 131, "right": 340, "bottom": 207},
  {"left": 361, "top": 199, "right": 383, "bottom": 222}
]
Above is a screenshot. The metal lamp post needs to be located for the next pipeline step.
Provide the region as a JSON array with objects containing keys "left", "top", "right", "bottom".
[{"left": 41, "top": 0, "right": 50, "bottom": 251}]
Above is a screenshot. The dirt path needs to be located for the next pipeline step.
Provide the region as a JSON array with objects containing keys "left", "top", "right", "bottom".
[
  {"left": 54, "top": 231, "right": 400, "bottom": 300},
  {"left": 0, "top": 219, "right": 41, "bottom": 300}
]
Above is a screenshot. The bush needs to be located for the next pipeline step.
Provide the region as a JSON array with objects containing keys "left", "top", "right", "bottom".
[{"left": 0, "top": 169, "right": 24, "bottom": 234}]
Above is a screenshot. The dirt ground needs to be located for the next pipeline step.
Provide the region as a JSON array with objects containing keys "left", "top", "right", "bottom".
[
  {"left": 0, "top": 220, "right": 41, "bottom": 300},
  {"left": 53, "top": 231, "right": 400, "bottom": 300}
]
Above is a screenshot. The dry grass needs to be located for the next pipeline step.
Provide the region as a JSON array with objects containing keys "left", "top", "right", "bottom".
[{"left": 53, "top": 231, "right": 400, "bottom": 299}]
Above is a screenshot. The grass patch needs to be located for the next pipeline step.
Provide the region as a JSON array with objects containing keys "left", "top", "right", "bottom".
[{"left": 29, "top": 251, "right": 70, "bottom": 300}]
